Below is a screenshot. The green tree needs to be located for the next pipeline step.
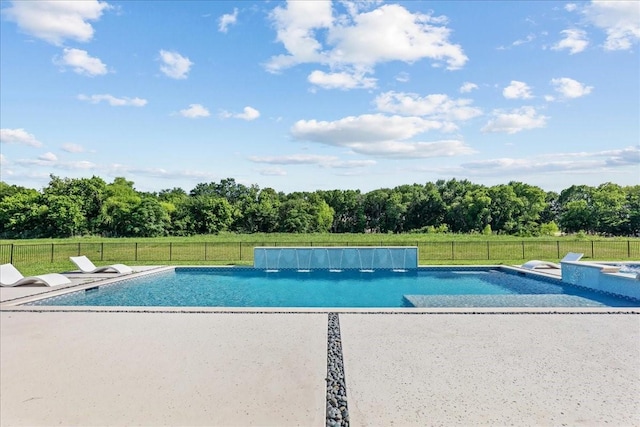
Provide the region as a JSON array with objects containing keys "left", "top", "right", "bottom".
[
  {"left": 279, "top": 198, "right": 314, "bottom": 233},
  {"left": 44, "top": 175, "right": 108, "bottom": 234},
  {"left": 592, "top": 183, "right": 627, "bottom": 235},
  {"left": 125, "top": 197, "right": 171, "bottom": 237},
  {"left": 508, "top": 181, "right": 547, "bottom": 235},
  {"left": 559, "top": 199, "right": 593, "bottom": 233},
  {"left": 184, "top": 195, "right": 233, "bottom": 234},
  {"left": 558, "top": 185, "right": 596, "bottom": 233},
  {"left": 321, "top": 189, "right": 365, "bottom": 233},
  {"left": 437, "top": 179, "right": 482, "bottom": 233},
  {"left": 0, "top": 189, "right": 44, "bottom": 238},
  {"left": 488, "top": 184, "right": 522, "bottom": 234},
  {"left": 251, "top": 188, "right": 281, "bottom": 233},
  {"left": 40, "top": 194, "right": 85, "bottom": 237},
  {"left": 404, "top": 183, "right": 445, "bottom": 231},
  {"left": 624, "top": 185, "right": 640, "bottom": 236},
  {"left": 98, "top": 177, "right": 142, "bottom": 236},
  {"left": 0, "top": 182, "right": 34, "bottom": 200}
]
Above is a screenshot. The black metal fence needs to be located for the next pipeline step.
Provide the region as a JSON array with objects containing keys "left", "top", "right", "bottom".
[{"left": 1, "top": 241, "right": 638, "bottom": 267}]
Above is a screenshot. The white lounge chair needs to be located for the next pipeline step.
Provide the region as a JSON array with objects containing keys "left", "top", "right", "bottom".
[
  {"left": 0, "top": 263, "right": 71, "bottom": 287},
  {"left": 70, "top": 256, "right": 133, "bottom": 274},
  {"left": 521, "top": 252, "right": 584, "bottom": 270}
]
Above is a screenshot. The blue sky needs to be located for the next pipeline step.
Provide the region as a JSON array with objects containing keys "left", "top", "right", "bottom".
[{"left": 1, "top": 0, "right": 638, "bottom": 194}]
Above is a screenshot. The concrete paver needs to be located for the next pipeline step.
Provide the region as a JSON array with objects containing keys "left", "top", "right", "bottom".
[
  {"left": 0, "top": 266, "right": 162, "bottom": 304},
  {"left": 340, "top": 313, "right": 640, "bottom": 426},
  {"left": 0, "top": 312, "right": 327, "bottom": 427}
]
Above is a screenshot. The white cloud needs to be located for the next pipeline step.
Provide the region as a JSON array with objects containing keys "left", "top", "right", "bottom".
[
  {"left": 552, "top": 29, "right": 589, "bottom": 54},
  {"left": 218, "top": 8, "right": 238, "bottom": 33},
  {"left": 308, "top": 70, "right": 377, "bottom": 90},
  {"left": 54, "top": 48, "right": 108, "bottom": 76},
  {"left": 395, "top": 72, "right": 410, "bottom": 83},
  {"left": 565, "top": 4, "right": 578, "bottom": 12},
  {"left": 15, "top": 156, "right": 96, "bottom": 169},
  {"left": 61, "top": 143, "right": 85, "bottom": 153},
  {"left": 291, "top": 114, "right": 475, "bottom": 158},
  {"left": 106, "top": 165, "right": 218, "bottom": 181},
  {"left": 38, "top": 152, "right": 57, "bottom": 162},
  {"left": 159, "top": 50, "right": 193, "bottom": 79},
  {"left": 503, "top": 80, "right": 533, "bottom": 99},
  {"left": 0, "top": 128, "right": 43, "bottom": 147},
  {"left": 237, "top": 106, "right": 260, "bottom": 121},
  {"left": 292, "top": 114, "right": 450, "bottom": 144},
  {"left": 346, "top": 139, "right": 475, "bottom": 158},
  {"left": 266, "top": 3, "right": 467, "bottom": 74},
  {"left": 325, "top": 159, "right": 377, "bottom": 168},
  {"left": 179, "top": 104, "right": 210, "bottom": 119},
  {"left": 3, "top": 0, "right": 110, "bottom": 45},
  {"left": 250, "top": 153, "right": 378, "bottom": 169},
  {"left": 266, "top": 1, "right": 333, "bottom": 71},
  {"left": 600, "top": 145, "right": 640, "bottom": 166},
  {"left": 327, "top": 4, "right": 467, "bottom": 70},
  {"left": 512, "top": 33, "right": 536, "bottom": 46},
  {"left": 220, "top": 106, "right": 260, "bottom": 121},
  {"left": 481, "top": 106, "right": 548, "bottom": 134},
  {"left": 459, "top": 82, "right": 478, "bottom": 93},
  {"left": 374, "top": 91, "right": 482, "bottom": 122},
  {"left": 451, "top": 145, "right": 640, "bottom": 177},
  {"left": 584, "top": 1, "right": 640, "bottom": 51},
  {"left": 497, "top": 33, "right": 537, "bottom": 50},
  {"left": 250, "top": 154, "right": 339, "bottom": 165},
  {"left": 258, "top": 167, "right": 287, "bottom": 176},
  {"left": 550, "top": 77, "right": 593, "bottom": 99},
  {"left": 0, "top": 154, "right": 8, "bottom": 165},
  {"left": 77, "top": 94, "right": 147, "bottom": 106},
  {"left": 6, "top": 155, "right": 222, "bottom": 185}
]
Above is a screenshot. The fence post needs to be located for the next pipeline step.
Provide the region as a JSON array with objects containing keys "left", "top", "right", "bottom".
[
  {"left": 51, "top": 243, "right": 54, "bottom": 263},
  {"left": 77, "top": 242, "right": 81, "bottom": 256},
  {"left": 101, "top": 242, "right": 104, "bottom": 261},
  {"left": 10, "top": 244, "right": 14, "bottom": 264},
  {"left": 169, "top": 242, "right": 172, "bottom": 261},
  {"left": 135, "top": 243, "right": 138, "bottom": 262},
  {"left": 591, "top": 241, "right": 594, "bottom": 259},
  {"left": 487, "top": 241, "right": 490, "bottom": 260},
  {"left": 556, "top": 241, "right": 560, "bottom": 259},
  {"left": 521, "top": 241, "right": 525, "bottom": 259},
  {"left": 628, "top": 240, "right": 631, "bottom": 258},
  {"left": 451, "top": 241, "right": 455, "bottom": 260},
  {"left": 205, "top": 242, "right": 208, "bottom": 261},
  {"left": 239, "top": 242, "right": 242, "bottom": 261}
]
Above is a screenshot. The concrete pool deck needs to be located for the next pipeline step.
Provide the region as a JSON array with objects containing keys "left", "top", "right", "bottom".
[
  {"left": 1, "top": 311, "right": 638, "bottom": 426},
  {"left": 1, "top": 267, "right": 639, "bottom": 426}
]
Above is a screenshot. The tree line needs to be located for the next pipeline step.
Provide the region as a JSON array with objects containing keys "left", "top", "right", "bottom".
[{"left": 0, "top": 176, "right": 638, "bottom": 238}]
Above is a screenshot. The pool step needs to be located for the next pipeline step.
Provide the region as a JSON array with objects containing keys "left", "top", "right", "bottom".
[{"left": 403, "top": 294, "right": 606, "bottom": 308}]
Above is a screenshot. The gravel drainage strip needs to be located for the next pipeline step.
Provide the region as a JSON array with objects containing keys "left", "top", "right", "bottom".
[{"left": 326, "top": 313, "right": 349, "bottom": 427}]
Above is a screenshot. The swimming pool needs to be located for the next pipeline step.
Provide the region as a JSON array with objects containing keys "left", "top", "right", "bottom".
[{"left": 26, "top": 267, "right": 639, "bottom": 308}]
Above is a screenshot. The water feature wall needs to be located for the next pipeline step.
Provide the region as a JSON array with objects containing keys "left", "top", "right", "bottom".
[
  {"left": 253, "top": 247, "right": 418, "bottom": 271},
  {"left": 561, "top": 261, "right": 640, "bottom": 300}
]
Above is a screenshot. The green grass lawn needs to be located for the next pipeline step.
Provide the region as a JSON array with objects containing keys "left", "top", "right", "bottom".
[
  {"left": 2, "top": 233, "right": 638, "bottom": 276},
  {"left": 3, "top": 231, "right": 639, "bottom": 244}
]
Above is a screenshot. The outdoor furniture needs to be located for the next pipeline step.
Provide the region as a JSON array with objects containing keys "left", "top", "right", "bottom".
[
  {"left": 0, "top": 263, "right": 71, "bottom": 287},
  {"left": 521, "top": 252, "right": 584, "bottom": 270},
  {"left": 70, "top": 256, "right": 133, "bottom": 274}
]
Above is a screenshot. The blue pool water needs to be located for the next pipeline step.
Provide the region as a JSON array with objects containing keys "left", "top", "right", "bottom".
[{"left": 27, "top": 267, "right": 639, "bottom": 308}]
